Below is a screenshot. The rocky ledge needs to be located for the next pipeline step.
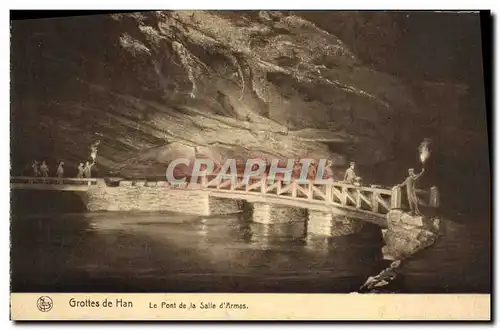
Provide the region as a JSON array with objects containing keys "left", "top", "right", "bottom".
[
  {"left": 381, "top": 209, "right": 441, "bottom": 261},
  {"left": 355, "top": 209, "right": 442, "bottom": 293}
]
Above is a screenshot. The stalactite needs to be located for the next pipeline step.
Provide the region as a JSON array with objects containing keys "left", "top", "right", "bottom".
[
  {"left": 226, "top": 52, "right": 246, "bottom": 100},
  {"left": 171, "top": 41, "right": 209, "bottom": 99}
]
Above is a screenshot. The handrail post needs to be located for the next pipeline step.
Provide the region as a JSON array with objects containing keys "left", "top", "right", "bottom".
[
  {"left": 326, "top": 183, "right": 332, "bottom": 204},
  {"left": 308, "top": 182, "right": 313, "bottom": 200},
  {"left": 200, "top": 175, "right": 207, "bottom": 188},
  {"left": 371, "top": 192, "right": 379, "bottom": 213},
  {"left": 429, "top": 186, "right": 440, "bottom": 207},
  {"left": 341, "top": 186, "right": 347, "bottom": 206},
  {"left": 390, "top": 185, "right": 402, "bottom": 209},
  {"left": 291, "top": 180, "right": 297, "bottom": 198},
  {"left": 261, "top": 176, "right": 266, "bottom": 194},
  {"left": 356, "top": 189, "right": 362, "bottom": 209}
]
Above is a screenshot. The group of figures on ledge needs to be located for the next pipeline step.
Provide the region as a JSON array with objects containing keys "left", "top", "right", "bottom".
[
  {"left": 27, "top": 141, "right": 101, "bottom": 179},
  {"left": 30, "top": 159, "right": 96, "bottom": 179}
]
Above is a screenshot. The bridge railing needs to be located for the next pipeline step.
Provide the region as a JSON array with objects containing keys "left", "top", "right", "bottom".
[
  {"left": 199, "top": 175, "right": 438, "bottom": 217},
  {"left": 10, "top": 176, "right": 98, "bottom": 186},
  {"left": 10, "top": 174, "right": 438, "bottom": 216}
]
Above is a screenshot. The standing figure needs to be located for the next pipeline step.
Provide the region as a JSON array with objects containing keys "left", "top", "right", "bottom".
[
  {"left": 354, "top": 176, "right": 362, "bottom": 186},
  {"left": 32, "top": 160, "right": 40, "bottom": 177},
  {"left": 344, "top": 161, "right": 358, "bottom": 184},
  {"left": 292, "top": 160, "right": 302, "bottom": 181},
  {"left": 323, "top": 159, "right": 335, "bottom": 180},
  {"left": 56, "top": 161, "right": 64, "bottom": 178},
  {"left": 90, "top": 140, "right": 100, "bottom": 162},
  {"left": 76, "top": 163, "right": 85, "bottom": 178},
  {"left": 397, "top": 168, "right": 425, "bottom": 215},
  {"left": 83, "top": 160, "right": 95, "bottom": 178},
  {"left": 307, "top": 160, "right": 317, "bottom": 181},
  {"left": 39, "top": 161, "right": 49, "bottom": 178}
]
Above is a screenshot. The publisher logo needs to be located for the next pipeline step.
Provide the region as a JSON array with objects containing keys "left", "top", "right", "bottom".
[{"left": 36, "top": 296, "right": 53, "bottom": 312}]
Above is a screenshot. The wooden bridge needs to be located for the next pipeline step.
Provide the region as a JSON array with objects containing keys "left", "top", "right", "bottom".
[
  {"left": 196, "top": 175, "right": 438, "bottom": 220},
  {"left": 10, "top": 175, "right": 439, "bottom": 220}
]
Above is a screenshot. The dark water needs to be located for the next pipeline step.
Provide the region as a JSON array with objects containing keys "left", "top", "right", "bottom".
[{"left": 10, "top": 204, "right": 490, "bottom": 293}]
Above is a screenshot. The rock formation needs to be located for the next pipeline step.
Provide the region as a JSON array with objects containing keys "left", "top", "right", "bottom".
[
  {"left": 12, "top": 11, "right": 469, "bottom": 179},
  {"left": 381, "top": 209, "right": 441, "bottom": 261}
]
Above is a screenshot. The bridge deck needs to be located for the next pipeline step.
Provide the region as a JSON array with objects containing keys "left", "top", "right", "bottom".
[
  {"left": 207, "top": 189, "right": 387, "bottom": 226},
  {"left": 10, "top": 177, "right": 98, "bottom": 191},
  {"left": 10, "top": 176, "right": 435, "bottom": 225}
]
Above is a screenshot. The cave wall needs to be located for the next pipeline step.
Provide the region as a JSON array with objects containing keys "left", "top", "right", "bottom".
[
  {"left": 11, "top": 11, "right": 425, "bottom": 178},
  {"left": 10, "top": 11, "right": 489, "bottom": 217}
]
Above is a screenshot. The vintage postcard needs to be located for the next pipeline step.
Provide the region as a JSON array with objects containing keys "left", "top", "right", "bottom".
[{"left": 9, "top": 10, "right": 491, "bottom": 321}]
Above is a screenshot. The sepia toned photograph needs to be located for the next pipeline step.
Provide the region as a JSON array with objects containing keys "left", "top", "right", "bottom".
[{"left": 9, "top": 9, "right": 491, "bottom": 320}]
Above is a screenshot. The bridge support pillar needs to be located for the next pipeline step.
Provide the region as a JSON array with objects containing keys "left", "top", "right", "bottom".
[
  {"left": 307, "top": 210, "right": 364, "bottom": 237},
  {"left": 429, "top": 186, "right": 440, "bottom": 207},
  {"left": 252, "top": 203, "right": 307, "bottom": 224}
]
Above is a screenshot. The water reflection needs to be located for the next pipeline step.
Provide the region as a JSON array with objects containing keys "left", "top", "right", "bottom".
[
  {"left": 398, "top": 218, "right": 491, "bottom": 293},
  {"left": 10, "top": 209, "right": 490, "bottom": 293},
  {"left": 247, "top": 222, "right": 305, "bottom": 250},
  {"left": 305, "top": 235, "right": 331, "bottom": 255}
]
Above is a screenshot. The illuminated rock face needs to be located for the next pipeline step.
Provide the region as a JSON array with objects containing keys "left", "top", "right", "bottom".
[
  {"left": 85, "top": 181, "right": 243, "bottom": 215},
  {"left": 85, "top": 184, "right": 211, "bottom": 214},
  {"left": 11, "top": 11, "right": 436, "bottom": 179}
]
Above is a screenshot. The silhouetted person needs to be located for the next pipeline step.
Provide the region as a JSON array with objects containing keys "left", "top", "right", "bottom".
[
  {"left": 344, "top": 161, "right": 358, "bottom": 184},
  {"left": 83, "top": 160, "right": 95, "bottom": 178},
  {"left": 292, "top": 160, "right": 302, "bottom": 181},
  {"left": 76, "top": 163, "right": 85, "bottom": 178},
  {"left": 324, "top": 159, "right": 335, "bottom": 180},
  {"left": 90, "top": 140, "right": 100, "bottom": 162},
  {"left": 40, "top": 161, "right": 49, "bottom": 178},
  {"left": 307, "top": 160, "right": 317, "bottom": 181},
  {"left": 398, "top": 168, "right": 425, "bottom": 216},
  {"left": 31, "top": 160, "right": 40, "bottom": 177},
  {"left": 56, "top": 161, "right": 64, "bottom": 178}
]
